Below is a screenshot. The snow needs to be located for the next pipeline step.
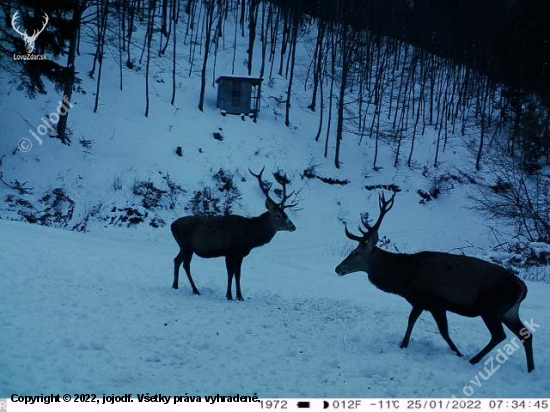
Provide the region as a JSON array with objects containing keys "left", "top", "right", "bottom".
[
  {"left": 1, "top": 5, "right": 549, "bottom": 399},
  {"left": 1, "top": 219, "right": 549, "bottom": 397}
]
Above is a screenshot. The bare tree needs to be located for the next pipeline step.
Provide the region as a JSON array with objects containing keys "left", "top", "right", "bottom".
[
  {"left": 145, "top": 0, "right": 157, "bottom": 117},
  {"left": 198, "top": 0, "right": 216, "bottom": 112}
]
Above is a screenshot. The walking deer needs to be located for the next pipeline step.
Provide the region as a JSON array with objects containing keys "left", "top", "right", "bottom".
[
  {"left": 171, "top": 168, "right": 297, "bottom": 300},
  {"left": 335, "top": 193, "right": 534, "bottom": 372}
]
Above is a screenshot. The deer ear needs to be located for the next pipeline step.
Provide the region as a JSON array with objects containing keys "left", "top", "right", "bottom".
[{"left": 265, "top": 198, "right": 277, "bottom": 212}]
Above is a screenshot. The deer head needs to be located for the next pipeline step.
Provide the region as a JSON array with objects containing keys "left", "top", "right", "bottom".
[
  {"left": 249, "top": 167, "right": 297, "bottom": 232},
  {"left": 12, "top": 11, "right": 49, "bottom": 54},
  {"left": 335, "top": 192, "right": 396, "bottom": 275}
]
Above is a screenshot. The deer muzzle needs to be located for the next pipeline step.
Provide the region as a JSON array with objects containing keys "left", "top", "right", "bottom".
[{"left": 335, "top": 264, "right": 348, "bottom": 276}]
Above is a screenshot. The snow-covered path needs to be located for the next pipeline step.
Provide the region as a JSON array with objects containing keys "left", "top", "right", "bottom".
[{"left": 1, "top": 219, "right": 548, "bottom": 398}]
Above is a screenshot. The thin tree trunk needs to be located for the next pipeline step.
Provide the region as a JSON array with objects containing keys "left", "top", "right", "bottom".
[
  {"left": 285, "top": 8, "right": 299, "bottom": 127},
  {"left": 94, "top": 0, "right": 109, "bottom": 113},
  {"left": 57, "top": 1, "right": 86, "bottom": 144},
  {"left": 145, "top": 0, "right": 157, "bottom": 117},
  {"left": 171, "top": 0, "right": 178, "bottom": 105},
  {"left": 309, "top": 19, "right": 326, "bottom": 111},
  {"left": 198, "top": 0, "right": 215, "bottom": 112}
]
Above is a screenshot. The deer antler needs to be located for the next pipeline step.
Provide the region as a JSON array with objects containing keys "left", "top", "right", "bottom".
[
  {"left": 344, "top": 224, "right": 364, "bottom": 241},
  {"left": 249, "top": 167, "right": 276, "bottom": 205},
  {"left": 368, "top": 192, "right": 396, "bottom": 233},
  {"left": 345, "top": 192, "right": 396, "bottom": 243},
  {"left": 273, "top": 172, "right": 298, "bottom": 209},
  {"left": 11, "top": 11, "right": 28, "bottom": 38}
]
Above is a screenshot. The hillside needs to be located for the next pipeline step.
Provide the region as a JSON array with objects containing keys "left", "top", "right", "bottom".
[{"left": 1, "top": 2, "right": 549, "bottom": 398}]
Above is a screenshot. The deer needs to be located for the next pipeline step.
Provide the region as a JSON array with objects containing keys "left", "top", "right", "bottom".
[
  {"left": 12, "top": 11, "right": 49, "bottom": 54},
  {"left": 335, "top": 192, "right": 534, "bottom": 373},
  {"left": 171, "top": 167, "right": 297, "bottom": 301}
]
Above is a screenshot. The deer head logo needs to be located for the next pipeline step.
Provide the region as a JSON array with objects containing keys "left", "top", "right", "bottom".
[{"left": 11, "top": 11, "right": 49, "bottom": 54}]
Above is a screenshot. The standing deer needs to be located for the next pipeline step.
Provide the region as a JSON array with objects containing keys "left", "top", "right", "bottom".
[
  {"left": 171, "top": 168, "right": 297, "bottom": 300},
  {"left": 335, "top": 193, "right": 534, "bottom": 372}
]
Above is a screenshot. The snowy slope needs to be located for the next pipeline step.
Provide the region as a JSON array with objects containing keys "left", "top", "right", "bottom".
[
  {"left": 1, "top": 219, "right": 549, "bottom": 397},
  {"left": 1, "top": 6, "right": 549, "bottom": 398}
]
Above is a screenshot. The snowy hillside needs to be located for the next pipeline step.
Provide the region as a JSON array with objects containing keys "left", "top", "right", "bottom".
[{"left": 1, "top": 2, "right": 549, "bottom": 399}]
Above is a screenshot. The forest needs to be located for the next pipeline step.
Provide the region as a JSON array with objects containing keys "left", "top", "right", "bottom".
[{"left": 2, "top": 0, "right": 548, "bottom": 243}]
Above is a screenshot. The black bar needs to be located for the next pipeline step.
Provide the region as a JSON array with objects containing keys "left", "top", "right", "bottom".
[{"left": 297, "top": 401, "right": 310, "bottom": 409}]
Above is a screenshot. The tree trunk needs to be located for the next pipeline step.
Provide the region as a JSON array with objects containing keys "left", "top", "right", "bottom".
[
  {"left": 285, "top": 8, "right": 299, "bottom": 127},
  {"left": 145, "top": 0, "right": 157, "bottom": 117},
  {"left": 57, "top": 1, "right": 86, "bottom": 144},
  {"left": 198, "top": 0, "right": 215, "bottom": 112}
]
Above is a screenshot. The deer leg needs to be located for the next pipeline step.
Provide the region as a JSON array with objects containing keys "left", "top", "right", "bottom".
[
  {"left": 469, "top": 316, "right": 506, "bottom": 365},
  {"left": 173, "top": 251, "right": 184, "bottom": 289},
  {"left": 234, "top": 256, "right": 245, "bottom": 301},
  {"left": 502, "top": 305, "right": 535, "bottom": 373},
  {"left": 400, "top": 306, "right": 422, "bottom": 348},
  {"left": 182, "top": 249, "right": 200, "bottom": 295},
  {"left": 225, "top": 256, "right": 235, "bottom": 301},
  {"left": 430, "top": 309, "right": 463, "bottom": 357}
]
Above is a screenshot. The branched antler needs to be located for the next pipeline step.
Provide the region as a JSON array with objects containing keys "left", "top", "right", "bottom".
[
  {"left": 273, "top": 172, "right": 298, "bottom": 209},
  {"left": 249, "top": 167, "right": 276, "bottom": 205},
  {"left": 344, "top": 192, "right": 396, "bottom": 242},
  {"left": 249, "top": 168, "right": 299, "bottom": 209}
]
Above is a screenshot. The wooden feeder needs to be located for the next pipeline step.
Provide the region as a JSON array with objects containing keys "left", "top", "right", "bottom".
[{"left": 216, "top": 75, "right": 262, "bottom": 117}]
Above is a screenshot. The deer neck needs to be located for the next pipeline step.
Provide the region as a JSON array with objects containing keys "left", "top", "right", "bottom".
[
  {"left": 248, "top": 212, "right": 277, "bottom": 248},
  {"left": 364, "top": 247, "right": 409, "bottom": 296}
]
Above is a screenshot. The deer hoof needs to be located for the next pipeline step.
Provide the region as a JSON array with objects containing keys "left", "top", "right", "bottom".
[
  {"left": 193, "top": 289, "right": 201, "bottom": 295},
  {"left": 226, "top": 295, "right": 233, "bottom": 301},
  {"left": 399, "top": 343, "right": 408, "bottom": 349},
  {"left": 456, "top": 351, "right": 464, "bottom": 357},
  {"left": 237, "top": 296, "right": 244, "bottom": 301},
  {"left": 469, "top": 357, "right": 479, "bottom": 365},
  {"left": 172, "top": 284, "right": 179, "bottom": 290}
]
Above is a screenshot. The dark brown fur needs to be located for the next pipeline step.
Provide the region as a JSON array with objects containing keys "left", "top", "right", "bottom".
[
  {"left": 171, "top": 168, "right": 296, "bottom": 301},
  {"left": 336, "top": 193, "right": 534, "bottom": 372}
]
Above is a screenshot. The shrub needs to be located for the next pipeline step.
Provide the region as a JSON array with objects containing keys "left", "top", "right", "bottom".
[
  {"left": 133, "top": 180, "right": 167, "bottom": 210},
  {"left": 188, "top": 169, "right": 241, "bottom": 216}
]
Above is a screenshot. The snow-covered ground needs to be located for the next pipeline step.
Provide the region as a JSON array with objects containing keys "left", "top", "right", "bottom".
[
  {"left": 1, "top": 6, "right": 549, "bottom": 398},
  {"left": 1, "top": 219, "right": 549, "bottom": 397}
]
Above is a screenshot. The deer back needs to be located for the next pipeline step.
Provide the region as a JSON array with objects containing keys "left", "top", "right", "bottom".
[
  {"left": 172, "top": 214, "right": 276, "bottom": 258},
  {"left": 404, "top": 252, "right": 525, "bottom": 315}
]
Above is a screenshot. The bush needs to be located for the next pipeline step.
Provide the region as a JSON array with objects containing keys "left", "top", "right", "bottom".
[
  {"left": 16, "top": 188, "right": 76, "bottom": 227},
  {"left": 188, "top": 169, "right": 241, "bottom": 216},
  {"left": 472, "top": 146, "right": 550, "bottom": 243},
  {"left": 301, "top": 165, "right": 350, "bottom": 186},
  {"left": 188, "top": 187, "right": 223, "bottom": 216},
  {"left": 133, "top": 180, "right": 167, "bottom": 210},
  {"left": 162, "top": 173, "right": 186, "bottom": 210}
]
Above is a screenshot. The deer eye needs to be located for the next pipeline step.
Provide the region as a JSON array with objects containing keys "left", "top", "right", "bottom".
[{"left": 276, "top": 213, "right": 282, "bottom": 219}]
